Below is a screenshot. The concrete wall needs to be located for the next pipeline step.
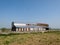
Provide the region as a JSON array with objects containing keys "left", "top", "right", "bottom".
[{"left": 15, "top": 27, "right": 46, "bottom": 32}]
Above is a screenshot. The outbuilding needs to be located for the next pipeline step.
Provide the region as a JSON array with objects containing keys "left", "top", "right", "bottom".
[{"left": 11, "top": 22, "right": 49, "bottom": 32}]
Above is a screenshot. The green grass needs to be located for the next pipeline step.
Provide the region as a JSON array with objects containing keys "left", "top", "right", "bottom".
[{"left": 0, "top": 31, "right": 60, "bottom": 45}]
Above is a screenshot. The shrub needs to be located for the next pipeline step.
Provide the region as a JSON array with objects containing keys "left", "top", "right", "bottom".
[{"left": 1, "top": 28, "right": 7, "bottom": 32}]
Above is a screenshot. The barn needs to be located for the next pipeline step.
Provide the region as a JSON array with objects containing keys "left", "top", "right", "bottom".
[{"left": 11, "top": 22, "right": 49, "bottom": 32}]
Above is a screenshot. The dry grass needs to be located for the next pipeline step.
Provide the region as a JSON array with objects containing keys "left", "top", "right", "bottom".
[{"left": 0, "top": 31, "right": 60, "bottom": 45}]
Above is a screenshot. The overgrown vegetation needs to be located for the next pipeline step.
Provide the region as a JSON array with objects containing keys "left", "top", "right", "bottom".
[
  {"left": 0, "top": 28, "right": 10, "bottom": 32},
  {"left": 0, "top": 31, "right": 60, "bottom": 45}
]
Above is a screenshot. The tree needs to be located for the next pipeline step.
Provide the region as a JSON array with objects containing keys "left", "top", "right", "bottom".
[{"left": 1, "top": 28, "right": 7, "bottom": 32}]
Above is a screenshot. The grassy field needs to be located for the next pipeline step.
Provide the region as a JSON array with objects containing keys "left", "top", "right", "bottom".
[{"left": 0, "top": 31, "right": 60, "bottom": 45}]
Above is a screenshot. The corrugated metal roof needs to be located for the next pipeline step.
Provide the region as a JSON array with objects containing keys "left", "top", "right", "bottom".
[{"left": 16, "top": 25, "right": 48, "bottom": 28}]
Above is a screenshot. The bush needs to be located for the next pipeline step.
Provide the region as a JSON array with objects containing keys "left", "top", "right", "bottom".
[{"left": 1, "top": 28, "right": 8, "bottom": 32}]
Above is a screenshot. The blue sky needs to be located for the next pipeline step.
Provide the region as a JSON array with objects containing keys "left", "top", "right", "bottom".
[{"left": 0, "top": 0, "right": 60, "bottom": 28}]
